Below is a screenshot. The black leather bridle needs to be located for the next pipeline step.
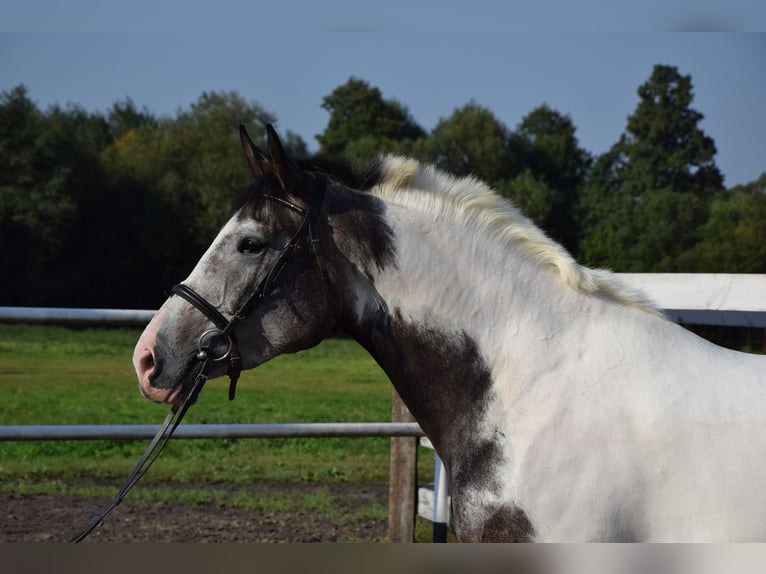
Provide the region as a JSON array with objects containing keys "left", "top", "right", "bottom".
[
  {"left": 172, "top": 186, "right": 326, "bottom": 402},
  {"left": 69, "top": 187, "right": 327, "bottom": 542}
]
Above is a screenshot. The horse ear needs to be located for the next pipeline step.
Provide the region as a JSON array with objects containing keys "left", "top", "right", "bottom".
[
  {"left": 239, "top": 124, "right": 271, "bottom": 178},
  {"left": 265, "top": 123, "right": 295, "bottom": 193}
]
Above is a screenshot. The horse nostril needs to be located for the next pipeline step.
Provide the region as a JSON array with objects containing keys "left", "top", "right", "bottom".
[{"left": 138, "top": 350, "right": 155, "bottom": 382}]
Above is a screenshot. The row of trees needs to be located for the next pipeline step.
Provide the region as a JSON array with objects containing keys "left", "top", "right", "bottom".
[{"left": 1, "top": 65, "right": 764, "bottom": 308}]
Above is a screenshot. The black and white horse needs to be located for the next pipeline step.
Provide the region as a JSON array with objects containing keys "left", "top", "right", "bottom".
[{"left": 134, "top": 125, "right": 766, "bottom": 542}]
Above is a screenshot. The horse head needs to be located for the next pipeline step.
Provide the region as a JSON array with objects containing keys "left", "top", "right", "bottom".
[{"left": 133, "top": 125, "right": 339, "bottom": 404}]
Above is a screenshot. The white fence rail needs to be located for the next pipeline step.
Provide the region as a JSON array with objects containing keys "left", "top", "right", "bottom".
[
  {"left": 0, "top": 306, "right": 156, "bottom": 325},
  {"left": 2, "top": 273, "right": 764, "bottom": 327},
  {"left": 621, "top": 273, "right": 766, "bottom": 327},
  {"left": 0, "top": 422, "right": 424, "bottom": 441}
]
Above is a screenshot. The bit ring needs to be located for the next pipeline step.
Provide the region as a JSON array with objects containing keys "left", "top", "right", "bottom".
[{"left": 196, "top": 328, "right": 233, "bottom": 362}]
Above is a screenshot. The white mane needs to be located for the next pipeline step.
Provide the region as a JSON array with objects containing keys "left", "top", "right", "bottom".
[{"left": 371, "top": 156, "right": 660, "bottom": 316}]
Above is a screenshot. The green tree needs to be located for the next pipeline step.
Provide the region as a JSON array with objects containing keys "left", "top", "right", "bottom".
[
  {"left": 517, "top": 105, "right": 591, "bottom": 193},
  {"left": 107, "top": 97, "right": 157, "bottom": 139},
  {"left": 499, "top": 170, "right": 559, "bottom": 231},
  {"left": 414, "top": 102, "right": 521, "bottom": 185},
  {"left": 0, "top": 85, "right": 114, "bottom": 305},
  {"left": 0, "top": 87, "right": 304, "bottom": 308},
  {"left": 578, "top": 65, "right": 724, "bottom": 271},
  {"left": 576, "top": 150, "right": 629, "bottom": 266},
  {"left": 676, "top": 173, "right": 766, "bottom": 272},
  {"left": 513, "top": 105, "right": 591, "bottom": 253},
  {"left": 107, "top": 91, "right": 307, "bottom": 243},
  {"left": 98, "top": 91, "right": 309, "bottom": 306},
  {"left": 317, "top": 77, "right": 425, "bottom": 163},
  {"left": 410, "top": 102, "right": 589, "bottom": 251}
]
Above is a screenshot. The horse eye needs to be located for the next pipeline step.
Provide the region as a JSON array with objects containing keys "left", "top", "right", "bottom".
[{"left": 238, "top": 237, "right": 267, "bottom": 254}]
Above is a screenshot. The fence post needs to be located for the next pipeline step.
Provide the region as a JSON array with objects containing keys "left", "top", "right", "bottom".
[{"left": 388, "top": 389, "right": 417, "bottom": 542}]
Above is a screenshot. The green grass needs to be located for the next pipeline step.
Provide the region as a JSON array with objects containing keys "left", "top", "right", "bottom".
[{"left": 0, "top": 324, "right": 435, "bottom": 486}]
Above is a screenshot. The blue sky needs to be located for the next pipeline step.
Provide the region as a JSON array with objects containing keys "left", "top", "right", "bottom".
[{"left": 2, "top": 4, "right": 765, "bottom": 187}]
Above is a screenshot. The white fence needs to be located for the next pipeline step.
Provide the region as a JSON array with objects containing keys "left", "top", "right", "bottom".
[
  {"left": 621, "top": 273, "right": 766, "bottom": 327},
  {"left": 0, "top": 422, "right": 425, "bottom": 441},
  {"left": 0, "top": 306, "right": 156, "bottom": 325},
  {"left": 0, "top": 273, "right": 764, "bottom": 541},
  {"left": 2, "top": 273, "right": 764, "bottom": 328}
]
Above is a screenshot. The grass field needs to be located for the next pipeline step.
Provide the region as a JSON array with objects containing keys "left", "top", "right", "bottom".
[{"left": 0, "top": 323, "right": 435, "bottom": 490}]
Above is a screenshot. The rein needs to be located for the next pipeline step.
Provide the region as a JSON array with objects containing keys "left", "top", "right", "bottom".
[
  {"left": 69, "top": 188, "right": 327, "bottom": 542},
  {"left": 68, "top": 364, "right": 207, "bottom": 543}
]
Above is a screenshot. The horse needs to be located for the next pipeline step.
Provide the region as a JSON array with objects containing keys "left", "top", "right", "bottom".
[{"left": 133, "top": 124, "right": 766, "bottom": 542}]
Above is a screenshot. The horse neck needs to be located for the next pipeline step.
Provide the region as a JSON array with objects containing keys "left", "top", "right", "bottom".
[{"left": 337, "top": 200, "right": 582, "bottom": 460}]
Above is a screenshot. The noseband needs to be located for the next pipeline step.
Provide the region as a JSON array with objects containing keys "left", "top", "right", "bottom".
[{"left": 171, "top": 184, "right": 326, "bottom": 401}]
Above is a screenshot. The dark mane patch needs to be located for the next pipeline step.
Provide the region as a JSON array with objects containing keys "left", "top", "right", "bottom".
[
  {"left": 236, "top": 156, "right": 386, "bottom": 229},
  {"left": 236, "top": 174, "right": 274, "bottom": 211},
  {"left": 236, "top": 156, "right": 383, "bottom": 220},
  {"left": 235, "top": 174, "right": 296, "bottom": 227},
  {"left": 297, "top": 156, "right": 384, "bottom": 193}
]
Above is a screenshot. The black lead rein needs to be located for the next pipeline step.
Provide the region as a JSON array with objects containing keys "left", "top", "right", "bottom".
[
  {"left": 69, "top": 187, "right": 326, "bottom": 542},
  {"left": 68, "top": 363, "right": 208, "bottom": 543}
]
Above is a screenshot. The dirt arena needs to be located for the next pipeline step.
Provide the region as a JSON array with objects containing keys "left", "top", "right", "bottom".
[{"left": 2, "top": 482, "right": 390, "bottom": 543}]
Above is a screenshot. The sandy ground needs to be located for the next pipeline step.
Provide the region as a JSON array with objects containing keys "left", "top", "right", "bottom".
[{"left": 2, "top": 481, "right": 390, "bottom": 543}]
